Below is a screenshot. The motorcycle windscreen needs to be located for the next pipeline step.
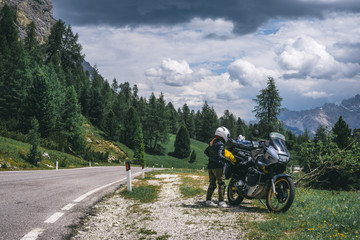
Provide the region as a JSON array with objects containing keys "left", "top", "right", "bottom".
[{"left": 271, "top": 137, "right": 289, "bottom": 156}]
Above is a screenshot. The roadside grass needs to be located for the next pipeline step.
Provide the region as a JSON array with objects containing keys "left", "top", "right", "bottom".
[
  {"left": 120, "top": 184, "right": 160, "bottom": 203},
  {"left": 180, "top": 175, "right": 207, "bottom": 198},
  {"left": 248, "top": 188, "right": 360, "bottom": 239},
  {"left": 0, "top": 135, "right": 88, "bottom": 170}
]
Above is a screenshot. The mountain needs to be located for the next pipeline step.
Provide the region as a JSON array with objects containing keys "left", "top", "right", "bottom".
[
  {"left": 0, "top": 0, "right": 55, "bottom": 43},
  {"left": 0, "top": 0, "right": 96, "bottom": 78},
  {"left": 279, "top": 94, "right": 360, "bottom": 135}
]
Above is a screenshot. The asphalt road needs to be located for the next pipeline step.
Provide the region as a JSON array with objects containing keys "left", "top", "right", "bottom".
[{"left": 0, "top": 166, "right": 147, "bottom": 240}]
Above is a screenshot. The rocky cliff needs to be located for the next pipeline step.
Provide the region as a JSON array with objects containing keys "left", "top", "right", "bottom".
[
  {"left": 0, "top": 0, "right": 55, "bottom": 43},
  {"left": 279, "top": 94, "right": 360, "bottom": 135}
]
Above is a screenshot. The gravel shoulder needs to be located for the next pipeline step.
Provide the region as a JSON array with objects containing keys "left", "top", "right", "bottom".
[{"left": 71, "top": 172, "right": 266, "bottom": 240}]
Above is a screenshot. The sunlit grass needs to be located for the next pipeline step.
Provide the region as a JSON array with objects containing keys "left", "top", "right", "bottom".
[
  {"left": 180, "top": 176, "right": 206, "bottom": 198},
  {"left": 251, "top": 188, "right": 360, "bottom": 239},
  {"left": 120, "top": 184, "right": 160, "bottom": 203}
]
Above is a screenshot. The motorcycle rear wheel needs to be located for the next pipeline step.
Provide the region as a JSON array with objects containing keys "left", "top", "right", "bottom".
[
  {"left": 266, "top": 177, "right": 295, "bottom": 213},
  {"left": 227, "top": 178, "right": 244, "bottom": 205}
]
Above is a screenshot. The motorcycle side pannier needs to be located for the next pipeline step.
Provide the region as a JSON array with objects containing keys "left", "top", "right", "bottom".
[{"left": 246, "top": 167, "right": 260, "bottom": 186}]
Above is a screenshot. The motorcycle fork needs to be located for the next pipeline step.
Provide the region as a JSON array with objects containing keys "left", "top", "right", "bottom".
[{"left": 271, "top": 179, "right": 277, "bottom": 196}]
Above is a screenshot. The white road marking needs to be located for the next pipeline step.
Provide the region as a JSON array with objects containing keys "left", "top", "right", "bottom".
[
  {"left": 20, "top": 173, "right": 141, "bottom": 240},
  {"left": 44, "top": 212, "right": 64, "bottom": 223},
  {"left": 61, "top": 203, "right": 76, "bottom": 211},
  {"left": 21, "top": 228, "right": 44, "bottom": 240},
  {"left": 73, "top": 177, "right": 127, "bottom": 202}
]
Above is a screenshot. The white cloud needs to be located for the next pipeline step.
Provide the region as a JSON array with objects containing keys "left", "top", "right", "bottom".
[
  {"left": 302, "top": 91, "right": 334, "bottom": 99},
  {"left": 188, "top": 18, "right": 234, "bottom": 36},
  {"left": 228, "top": 59, "right": 278, "bottom": 88},
  {"left": 276, "top": 35, "right": 360, "bottom": 79},
  {"left": 145, "top": 58, "right": 194, "bottom": 86}
]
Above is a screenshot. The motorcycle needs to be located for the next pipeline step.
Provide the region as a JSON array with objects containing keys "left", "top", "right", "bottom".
[{"left": 225, "top": 132, "right": 295, "bottom": 213}]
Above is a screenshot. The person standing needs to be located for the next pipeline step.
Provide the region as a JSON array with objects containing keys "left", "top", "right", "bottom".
[{"left": 204, "top": 126, "right": 231, "bottom": 208}]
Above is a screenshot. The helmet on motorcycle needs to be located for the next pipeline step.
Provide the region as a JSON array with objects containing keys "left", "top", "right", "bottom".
[{"left": 215, "top": 126, "right": 230, "bottom": 143}]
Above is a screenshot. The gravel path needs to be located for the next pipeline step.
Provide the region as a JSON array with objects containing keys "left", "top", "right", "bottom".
[{"left": 71, "top": 173, "right": 266, "bottom": 240}]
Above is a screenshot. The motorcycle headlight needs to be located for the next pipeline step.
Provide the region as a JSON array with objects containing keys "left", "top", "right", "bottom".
[{"left": 278, "top": 155, "right": 289, "bottom": 163}]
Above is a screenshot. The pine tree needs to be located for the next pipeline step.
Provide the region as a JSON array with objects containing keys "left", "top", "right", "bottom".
[
  {"left": 220, "top": 110, "right": 237, "bottom": 137},
  {"left": 314, "top": 125, "right": 328, "bottom": 143},
  {"left": 134, "top": 124, "right": 145, "bottom": 165},
  {"left": 166, "top": 102, "right": 179, "bottom": 134},
  {"left": 197, "top": 101, "right": 219, "bottom": 142},
  {"left": 122, "top": 107, "right": 140, "bottom": 148},
  {"left": 253, "top": 77, "right": 283, "bottom": 137},
  {"left": 235, "top": 117, "right": 248, "bottom": 139},
  {"left": 27, "top": 118, "right": 41, "bottom": 165},
  {"left": 24, "top": 21, "right": 38, "bottom": 52},
  {"left": 332, "top": 116, "right": 352, "bottom": 149},
  {"left": 23, "top": 65, "right": 60, "bottom": 137},
  {"left": 143, "top": 93, "right": 169, "bottom": 151},
  {"left": 63, "top": 86, "right": 85, "bottom": 152},
  {"left": 88, "top": 68, "right": 106, "bottom": 128},
  {"left": 0, "top": 4, "right": 28, "bottom": 120},
  {"left": 174, "top": 125, "right": 191, "bottom": 158}
]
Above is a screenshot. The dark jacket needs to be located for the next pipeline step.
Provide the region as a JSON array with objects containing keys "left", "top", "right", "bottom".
[{"left": 204, "top": 137, "right": 229, "bottom": 169}]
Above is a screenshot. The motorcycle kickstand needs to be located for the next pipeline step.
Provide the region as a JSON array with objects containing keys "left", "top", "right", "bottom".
[{"left": 258, "top": 199, "right": 267, "bottom": 208}]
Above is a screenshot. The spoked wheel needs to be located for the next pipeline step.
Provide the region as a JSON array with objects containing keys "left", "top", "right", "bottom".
[
  {"left": 227, "top": 178, "right": 244, "bottom": 205},
  {"left": 266, "top": 177, "right": 295, "bottom": 213}
]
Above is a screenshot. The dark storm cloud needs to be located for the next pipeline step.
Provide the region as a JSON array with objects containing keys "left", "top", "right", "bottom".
[{"left": 52, "top": 0, "right": 360, "bottom": 34}]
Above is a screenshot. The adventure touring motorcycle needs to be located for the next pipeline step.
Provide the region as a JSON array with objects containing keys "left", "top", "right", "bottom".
[{"left": 225, "top": 132, "right": 295, "bottom": 213}]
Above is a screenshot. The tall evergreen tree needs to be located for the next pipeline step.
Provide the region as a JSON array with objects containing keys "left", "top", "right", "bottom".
[
  {"left": 166, "top": 102, "right": 179, "bottom": 134},
  {"left": 63, "top": 86, "right": 85, "bottom": 152},
  {"left": 88, "top": 68, "right": 106, "bottom": 128},
  {"left": 133, "top": 124, "right": 145, "bottom": 165},
  {"left": 197, "top": 101, "right": 219, "bottom": 142},
  {"left": 122, "top": 106, "right": 140, "bottom": 148},
  {"left": 314, "top": 125, "right": 328, "bottom": 143},
  {"left": 27, "top": 118, "right": 41, "bottom": 165},
  {"left": 24, "top": 21, "right": 38, "bottom": 52},
  {"left": 332, "top": 116, "right": 352, "bottom": 149},
  {"left": 143, "top": 93, "right": 169, "bottom": 151},
  {"left": 23, "top": 65, "right": 60, "bottom": 137},
  {"left": 235, "top": 117, "right": 248, "bottom": 138},
  {"left": 220, "top": 110, "right": 237, "bottom": 137},
  {"left": 173, "top": 125, "right": 191, "bottom": 159},
  {"left": 0, "top": 5, "right": 28, "bottom": 120},
  {"left": 253, "top": 76, "right": 283, "bottom": 137}
]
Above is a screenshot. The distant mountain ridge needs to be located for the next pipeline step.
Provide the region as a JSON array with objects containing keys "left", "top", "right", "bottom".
[{"left": 279, "top": 94, "right": 360, "bottom": 135}]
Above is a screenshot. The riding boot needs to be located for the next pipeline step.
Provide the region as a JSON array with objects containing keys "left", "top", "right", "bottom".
[
  {"left": 206, "top": 184, "right": 216, "bottom": 201},
  {"left": 218, "top": 183, "right": 226, "bottom": 202}
]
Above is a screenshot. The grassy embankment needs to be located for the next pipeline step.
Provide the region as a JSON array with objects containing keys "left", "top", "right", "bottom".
[{"left": 0, "top": 123, "right": 209, "bottom": 170}]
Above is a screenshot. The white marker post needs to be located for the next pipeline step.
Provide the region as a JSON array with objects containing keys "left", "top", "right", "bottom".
[
  {"left": 89, "top": 160, "right": 91, "bottom": 167},
  {"left": 142, "top": 165, "right": 145, "bottom": 179},
  {"left": 126, "top": 162, "right": 132, "bottom": 191},
  {"left": 56, "top": 159, "right": 58, "bottom": 170}
]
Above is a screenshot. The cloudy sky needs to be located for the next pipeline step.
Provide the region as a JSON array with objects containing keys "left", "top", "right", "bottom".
[{"left": 52, "top": 0, "right": 360, "bottom": 121}]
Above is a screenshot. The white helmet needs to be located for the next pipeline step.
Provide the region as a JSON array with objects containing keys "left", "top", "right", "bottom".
[{"left": 215, "top": 126, "right": 230, "bottom": 142}]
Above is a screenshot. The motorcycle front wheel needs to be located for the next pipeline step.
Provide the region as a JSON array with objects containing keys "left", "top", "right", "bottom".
[
  {"left": 227, "top": 178, "right": 244, "bottom": 205},
  {"left": 266, "top": 177, "right": 295, "bottom": 213}
]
